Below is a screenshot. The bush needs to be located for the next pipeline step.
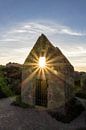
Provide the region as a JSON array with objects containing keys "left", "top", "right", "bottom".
[
  {"left": 0, "top": 77, "right": 13, "bottom": 98},
  {"left": 0, "top": 65, "right": 22, "bottom": 96},
  {"left": 5, "top": 66, "right": 22, "bottom": 95}
]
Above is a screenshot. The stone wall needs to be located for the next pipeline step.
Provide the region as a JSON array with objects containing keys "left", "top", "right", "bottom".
[{"left": 21, "top": 34, "right": 74, "bottom": 109}]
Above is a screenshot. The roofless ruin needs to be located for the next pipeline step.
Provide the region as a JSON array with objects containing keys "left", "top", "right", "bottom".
[{"left": 21, "top": 34, "right": 74, "bottom": 109}]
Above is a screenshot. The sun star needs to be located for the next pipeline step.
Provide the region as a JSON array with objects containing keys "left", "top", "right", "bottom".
[{"left": 38, "top": 57, "right": 46, "bottom": 68}]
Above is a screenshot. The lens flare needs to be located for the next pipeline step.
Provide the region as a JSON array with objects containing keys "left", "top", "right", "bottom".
[{"left": 38, "top": 57, "right": 46, "bottom": 68}]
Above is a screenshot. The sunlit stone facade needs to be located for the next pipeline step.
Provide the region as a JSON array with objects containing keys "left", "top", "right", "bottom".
[{"left": 21, "top": 34, "right": 74, "bottom": 109}]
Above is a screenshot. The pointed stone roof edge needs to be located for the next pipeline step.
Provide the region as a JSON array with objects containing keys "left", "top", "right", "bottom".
[{"left": 24, "top": 34, "right": 74, "bottom": 68}]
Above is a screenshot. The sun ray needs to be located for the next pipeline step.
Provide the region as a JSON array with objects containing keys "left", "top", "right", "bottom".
[
  {"left": 24, "top": 62, "right": 36, "bottom": 67},
  {"left": 46, "top": 66, "right": 67, "bottom": 82},
  {"left": 47, "top": 56, "right": 58, "bottom": 63},
  {"left": 41, "top": 68, "right": 46, "bottom": 79},
  {"left": 38, "top": 57, "right": 46, "bottom": 68},
  {"left": 22, "top": 51, "right": 71, "bottom": 91},
  {"left": 31, "top": 50, "right": 39, "bottom": 61},
  {"left": 22, "top": 67, "right": 39, "bottom": 88},
  {"left": 37, "top": 68, "right": 42, "bottom": 77}
]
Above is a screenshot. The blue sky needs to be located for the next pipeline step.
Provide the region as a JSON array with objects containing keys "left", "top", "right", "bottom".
[{"left": 0, "top": 0, "right": 86, "bottom": 71}]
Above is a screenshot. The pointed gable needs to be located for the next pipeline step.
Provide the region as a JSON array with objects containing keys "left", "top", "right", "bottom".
[
  {"left": 22, "top": 34, "right": 74, "bottom": 109},
  {"left": 24, "top": 34, "right": 73, "bottom": 73}
]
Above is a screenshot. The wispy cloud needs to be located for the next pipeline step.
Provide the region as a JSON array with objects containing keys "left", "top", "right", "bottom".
[
  {"left": 0, "top": 21, "right": 86, "bottom": 71},
  {"left": 1, "top": 21, "right": 85, "bottom": 42},
  {"left": 61, "top": 45, "right": 86, "bottom": 71},
  {"left": 0, "top": 38, "right": 19, "bottom": 42},
  {"left": 0, "top": 47, "right": 31, "bottom": 65},
  {"left": 62, "top": 46, "right": 86, "bottom": 57},
  {"left": 60, "top": 28, "right": 84, "bottom": 36}
]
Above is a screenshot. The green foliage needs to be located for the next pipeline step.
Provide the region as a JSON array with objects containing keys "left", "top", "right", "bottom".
[
  {"left": 5, "top": 66, "right": 22, "bottom": 95},
  {"left": 0, "top": 76, "right": 13, "bottom": 97},
  {"left": 0, "top": 65, "right": 22, "bottom": 98},
  {"left": 0, "top": 65, "right": 5, "bottom": 77}
]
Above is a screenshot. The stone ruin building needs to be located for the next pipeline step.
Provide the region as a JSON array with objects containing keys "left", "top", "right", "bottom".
[{"left": 21, "top": 34, "right": 74, "bottom": 109}]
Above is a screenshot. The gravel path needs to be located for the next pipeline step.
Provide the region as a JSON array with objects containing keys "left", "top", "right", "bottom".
[{"left": 0, "top": 97, "right": 86, "bottom": 130}]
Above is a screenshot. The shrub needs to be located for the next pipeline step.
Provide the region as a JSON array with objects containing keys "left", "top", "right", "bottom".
[{"left": 0, "top": 76, "right": 13, "bottom": 98}]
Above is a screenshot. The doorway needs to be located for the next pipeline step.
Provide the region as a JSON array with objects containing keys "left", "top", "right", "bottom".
[{"left": 35, "top": 79, "right": 48, "bottom": 107}]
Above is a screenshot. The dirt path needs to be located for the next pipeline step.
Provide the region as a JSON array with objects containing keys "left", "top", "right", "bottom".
[{"left": 0, "top": 97, "right": 86, "bottom": 130}]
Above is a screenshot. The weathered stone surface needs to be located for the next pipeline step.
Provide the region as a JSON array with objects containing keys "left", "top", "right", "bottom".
[
  {"left": 74, "top": 71, "right": 86, "bottom": 93},
  {"left": 21, "top": 34, "right": 74, "bottom": 109},
  {"left": 81, "top": 73, "right": 86, "bottom": 92}
]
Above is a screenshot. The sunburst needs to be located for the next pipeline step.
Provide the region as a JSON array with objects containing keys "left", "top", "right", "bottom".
[
  {"left": 38, "top": 57, "right": 46, "bottom": 68},
  {"left": 22, "top": 52, "right": 67, "bottom": 88}
]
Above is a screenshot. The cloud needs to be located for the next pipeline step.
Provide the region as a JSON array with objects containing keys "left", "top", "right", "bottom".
[
  {"left": 61, "top": 45, "right": 86, "bottom": 71},
  {"left": 62, "top": 46, "right": 86, "bottom": 57},
  {"left": 0, "top": 47, "right": 31, "bottom": 65},
  {"left": 0, "top": 38, "right": 19, "bottom": 42},
  {"left": 0, "top": 21, "right": 86, "bottom": 71},
  {"left": 1, "top": 21, "right": 85, "bottom": 42},
  {"left": 60, "top": 29, "right": 84, "bottom": 36}
]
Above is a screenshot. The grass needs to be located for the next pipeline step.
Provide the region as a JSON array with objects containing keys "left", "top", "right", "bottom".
[{"left": 11, "top": 95, "right": 35, "bottom": 108}]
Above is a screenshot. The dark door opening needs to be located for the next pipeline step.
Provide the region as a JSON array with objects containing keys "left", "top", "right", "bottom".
[{"left": 35, "top": 79, "right": 48, "bottom": 107}]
